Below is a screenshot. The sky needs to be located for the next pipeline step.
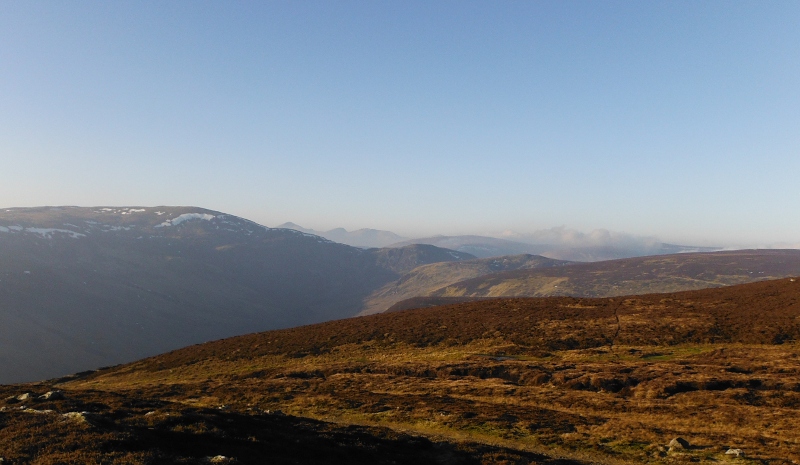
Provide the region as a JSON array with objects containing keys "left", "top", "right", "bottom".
[{"left": 1, "top": 1, "right": 798, "bottom": 247}]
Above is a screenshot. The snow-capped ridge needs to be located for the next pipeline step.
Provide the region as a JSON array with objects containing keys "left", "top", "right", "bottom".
[{"left": 26, "top": 228, "right": 86, "bottom": 239}]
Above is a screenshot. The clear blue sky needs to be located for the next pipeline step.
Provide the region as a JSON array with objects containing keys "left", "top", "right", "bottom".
[{"left": 2, "top": 1, "right": 798, "bottom": 246}]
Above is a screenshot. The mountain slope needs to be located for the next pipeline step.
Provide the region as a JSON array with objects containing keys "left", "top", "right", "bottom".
[
  {"left": 426, "top": 249, "right": 800, "bottom": 300},
  {"left": 360, "top": 254, "right": 568, "bottom": 315},
  {"left": 0, "top": 207, "right": 470, "bottom": 383},
  {"left": 366, "top": 244, "right": 474, "bottom": 275}
]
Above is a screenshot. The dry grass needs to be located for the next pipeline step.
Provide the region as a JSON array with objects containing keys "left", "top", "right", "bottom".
[{"left": 3, "top": 278, "right": 800, "bottom": 463}]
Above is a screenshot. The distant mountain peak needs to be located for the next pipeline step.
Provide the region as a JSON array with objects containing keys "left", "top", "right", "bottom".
[{"left": 278, "top": 222, "right": 407, "bottom": 248}]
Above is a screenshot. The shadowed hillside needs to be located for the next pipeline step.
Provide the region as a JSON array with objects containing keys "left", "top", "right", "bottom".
[{"left": 0, "top": 207, "right": 471, "bottom": 383}]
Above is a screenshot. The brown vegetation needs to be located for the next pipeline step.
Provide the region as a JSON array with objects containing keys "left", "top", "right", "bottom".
[
  {"left": 427, "top": 249, "right": 800, "bottom": 299},
  {"left": 360, "top": 254, "right": 566, "bottom": 315},
  {"left": 3, "top": 278, "right": 800, "bottom": 463}
]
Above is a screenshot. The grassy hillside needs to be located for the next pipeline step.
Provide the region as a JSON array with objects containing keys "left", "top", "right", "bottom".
[
  {"left": 430, "top": 249, "right": 800, "bottom": 299},
  {"left": 360, "top": 254, "right": 567, "bottom": 315},
  {"left": 362, "top": 249, "right": 800, "bottom": 315},
  {"left": 3, "top": 278, "right": 798, "bottom": 463}
]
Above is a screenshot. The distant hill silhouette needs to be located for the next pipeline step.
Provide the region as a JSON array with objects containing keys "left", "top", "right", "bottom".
[
  {"left": 388, "top": 234, "right": 718, "bottom": 261},
  {"left": 276, "top": 222, "right": 407, "bottom": 248},
  {"left": 389, "top": 235, "right": 548, "bottom": 258}
]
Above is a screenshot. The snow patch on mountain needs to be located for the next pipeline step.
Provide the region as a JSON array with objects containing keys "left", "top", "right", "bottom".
[
  {"left": 1, "top": 225, "right": 85, "bottom": 238},
  {"left": 24, "top": 228, "right": 85, "bottom": 239},
  {"left": 96, "top": 207, "right": 148, "bottom": 215},
  {"left": 156, "top": 213, "right": 216, "bottom": 228}
]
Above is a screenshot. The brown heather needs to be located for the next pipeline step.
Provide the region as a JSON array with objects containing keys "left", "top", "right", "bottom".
[{"left": 2, "top": 278, "right": 800, "bottom": 464}]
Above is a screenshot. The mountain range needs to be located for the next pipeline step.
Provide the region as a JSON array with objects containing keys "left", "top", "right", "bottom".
[
  {"left": 0, "top": 207, "right": 471, "bottom": 383},
  {"left": 3, "top": 206, "right": 798, "bottom": 385},
  {"left": 278, "top": 223, "right": 720, "bottom": 261}
]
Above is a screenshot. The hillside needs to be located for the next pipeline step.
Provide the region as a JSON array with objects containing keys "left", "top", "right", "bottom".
[
  {"left": 427, "top": 249, "right": 800, "bottom": 300},
  {"left": 3, "top": 278, "right": 799, "bottom": 463},
  {"left": 362, "top": 249, "right": 800, "bottom": 315},
  {"left": 360, "top": 254, "right": 568, "bottom": 315},
  {"left": 366, "top": 244, "right": 474, "bottom": 275},
  {"left": 0, "top": 207, "right": 470, "bottom": 383}
]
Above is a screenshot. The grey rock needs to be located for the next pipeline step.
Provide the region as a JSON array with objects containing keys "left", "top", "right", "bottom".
[
  {"left": 668, "top": 437, "right": 690, "bottom": 451},
  {"left": 725, "top": 448, "right": 745, "bottom": 457},
  {"left": 39, "top": 390, "right": 64, "bottom": 400}
]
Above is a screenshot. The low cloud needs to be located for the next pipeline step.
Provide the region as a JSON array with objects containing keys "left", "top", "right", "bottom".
[
  {"left": 731, "top": 242, "right": 800, "bottom": 250},
  {"left": 499, "top": 227, "right": 665, "bottom": 252}
]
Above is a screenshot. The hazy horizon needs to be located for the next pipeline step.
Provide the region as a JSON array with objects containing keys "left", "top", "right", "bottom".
[
  {"left": 5, "top": 203, "right": 795, "bottom": 250},
  {"left": 2, "top": 2, "right": 798, "bottom": 248}
]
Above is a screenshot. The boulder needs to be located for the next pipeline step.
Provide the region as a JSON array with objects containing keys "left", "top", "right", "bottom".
[
  {"left": 16, "top": 393, "right": 34, "bottom": 401},
  {"left": 22, "top": 408, "right": 54, "bottom": 415},
  {"left": 668, "top": 437, "right": 690, "bottom": 451},
  {"left": 205, "top": 456, "right": 235, "bottom": 464},
  {"left": 725, "top": 448, "right": 745, "bottom": 457},
  {"left": 39, "top": 391, "right": 64, "bottom": 400},
  {"left": 62, "top": 411, "right": 91, "bottom": 424}
]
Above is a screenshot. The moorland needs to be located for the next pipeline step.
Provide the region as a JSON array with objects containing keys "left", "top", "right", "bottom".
[
  {"left": 2, "top": 278, "right": 800, "bottom": 464},
  {"left": 364, "top": 249, "right": 800, "bottom": 314}
]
